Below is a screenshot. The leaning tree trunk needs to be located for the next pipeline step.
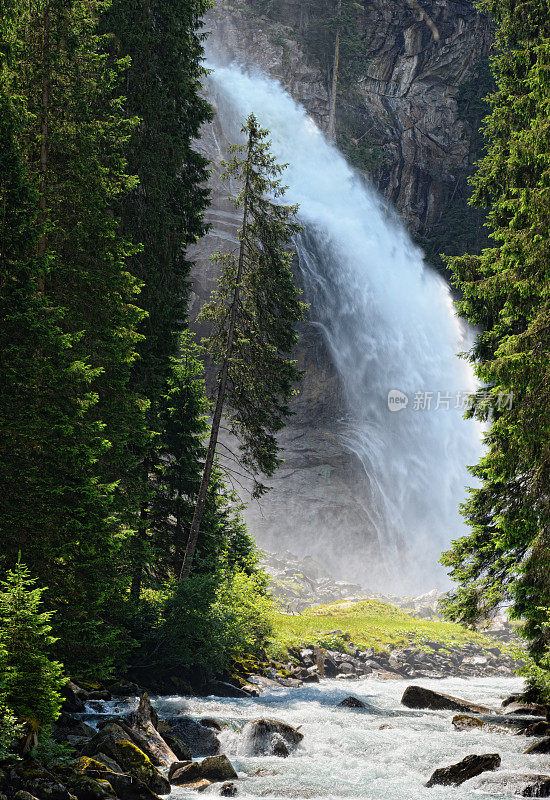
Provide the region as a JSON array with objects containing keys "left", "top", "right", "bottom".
[{"left": 178, "top": 128, "right": 254, "bottom": 582}]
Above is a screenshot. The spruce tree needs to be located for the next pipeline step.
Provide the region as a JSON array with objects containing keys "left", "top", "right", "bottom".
[
  {"left": 0, "top": 0, "right": 142, "bottom": 675},
  {"left": 101, "top": 0, "right": 212, "bottom": 601},
  {"left": 0, "top": 561, "right": 65, "bottom": 749},
  {"left": 179, "top": 114, "right": 306, "bottom": 580},
  {"left": 440, "top": 0, "right": 550, "bottom": 665}
]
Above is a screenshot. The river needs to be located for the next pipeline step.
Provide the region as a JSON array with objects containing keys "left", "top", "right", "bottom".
[{"left": 115, "top": 675, "right": 550, "bottom": 799}]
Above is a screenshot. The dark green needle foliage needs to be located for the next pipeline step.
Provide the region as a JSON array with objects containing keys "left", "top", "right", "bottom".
[{"left": 440, "top": 0, "right": 550, "bottom": 688}]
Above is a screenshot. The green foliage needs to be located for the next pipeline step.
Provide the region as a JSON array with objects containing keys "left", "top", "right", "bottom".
[
  {"left": 0, "top": 562, "right": 65, "bottom": 730},
  {"left": 0, "top": 701, "right": 21, "bottom": 761},
  {"left": 440, "top": 0, "right": 550, "bottom": 667},
  {"left": 200, "top": 114, "right": 306, "bottom": 497}
]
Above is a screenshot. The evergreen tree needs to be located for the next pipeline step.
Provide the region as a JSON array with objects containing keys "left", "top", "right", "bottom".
[
  {"left": 0, "top": 561, "right": 65, "bottom": 749},
  {"left": 100, "top": 0, "right": 212, "bottom": 601},
  {"left": 179, "top": 114, "right": 306, "bottom": 580},
  {"left": 440, "top": 0, "right": 550, "bottom": 664},
  {"left": 0, "top": 0, "right": 142, "bottom": 676}
]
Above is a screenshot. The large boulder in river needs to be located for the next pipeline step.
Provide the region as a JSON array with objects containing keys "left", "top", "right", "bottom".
[
  {"left": 452, "top": 715, "right": 516, "bottom": 734},
  {"left": 525, "top": 737, "right": 550, "bottom": 754},
  {"left": 107, "top": 740, "right": 170, "bottom": 794},
  {"left": 122, "top": 693, "right": 177, "bottom": 766},
  {"left": 238, "top": 719, "right": 303, "bottom": 757},
  {"left": 402, "top": 685, "right": 491, "bottom": 713},
  {"left": 170, "top": 756, "right": 237, "bottom": 786},
  {"left": 166, "top": 716, "right": 220, "bottom": 756},
  {"left": 338, "top": 696, "right": 367, "bottom": 708},
  {"left": 504, "top": 702, "right": 550, "bottom": 717},
  {"left": 425, "top": 753, "right": 501, "bottom": 787},
  {"left": 77, "top": 756, "right": 162, "bottom": 800}
]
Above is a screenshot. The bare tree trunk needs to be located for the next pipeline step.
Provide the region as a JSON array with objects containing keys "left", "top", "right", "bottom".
[
  {"left": 327, "top": 0, "right": 341, "bottom": 143},
  {"left": 178, "top": 126, "right": 254, "bottom": 582}
]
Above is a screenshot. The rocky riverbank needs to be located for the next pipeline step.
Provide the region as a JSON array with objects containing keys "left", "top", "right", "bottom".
[{"left": 6, "top": 679, "right": 550, "bottom": 799}]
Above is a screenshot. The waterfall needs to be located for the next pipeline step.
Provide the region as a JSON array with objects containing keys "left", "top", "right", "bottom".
[{"left": 205, "top": 58, "right": 483, "bottom": 593}]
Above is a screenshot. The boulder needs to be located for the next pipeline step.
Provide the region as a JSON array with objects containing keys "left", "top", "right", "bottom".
[
  {"left": 426, "top": 753, "right": 500, "bottom": 788},
  {"left": 168, "top": 761, "right": 192, "bottom": 781},
  {"left": 426, "top": 753, "right": 501, "bottom": 787},
  {"left": 166, "top": 716, "right": 220, "bottom": 757},
  {"left": 237, "top": 719, "right": 303, "bottom": 757},
  {"left": 61, "top": 680, "right": 88, "bottom": 713},
  {"left": 338, "top": 696, "right": 366, "bottom": 708},
  {"left": 52, "top": 713, "right": 96, "bottom": 747},
  {"left": 220, "top": 782, "right": 238, "bottom": 796},
  {"left": 199, "top": 756, "right": 238, "bottom": 782},
  {"left": 14, "top": 794, "right": 41, "bottom": 800},
  {"left": 402, "top": 685, "right": 491, "bottom": 713},
  {"left": 77, "top": 756, "right": 161, "bottom": 800},
  {"left": 122, "top": 694, "right": 178, "bottom": 766},
  {"left": 109, "top": 740, "right": 170, "bottom": 794},
  {"left": 476, "top": 772, "right": 550, "bottom": 796},
  {"left": 525, "top": 738, "right": 550, "bottom": 755},
  {"left": 452, "top": 714, "right": 515, "bottom": 734},
  {"left": 170, "top": 762, "right": 203, "bottom": 786},
  {"left": 11, "top": 763, "right": 76, "bottom": 800},
  {"left": 523, "top": 721, "right": 550, "bottom": 737},
  {"left": 63, "top": 772, "right": 117, "bottom": 800}
]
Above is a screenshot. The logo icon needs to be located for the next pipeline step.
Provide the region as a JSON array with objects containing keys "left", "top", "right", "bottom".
[{"left": 387, "top": 389, "right": 409, "bottom": 412}]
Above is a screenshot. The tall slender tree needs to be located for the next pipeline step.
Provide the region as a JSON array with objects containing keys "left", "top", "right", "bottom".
[
  {"left": 179, "top": 114, "right": 306, "bottom": 581},
  {"left": 440, "top": 0, "right": 550, "bottom": 667},
  {"left": 101, "top": 0, "right": 213, "bottom": 602}
]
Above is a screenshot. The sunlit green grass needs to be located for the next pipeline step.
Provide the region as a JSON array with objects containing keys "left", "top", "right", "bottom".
[{"left": 268, "top": 599, "right": 506, "bottom": 657}]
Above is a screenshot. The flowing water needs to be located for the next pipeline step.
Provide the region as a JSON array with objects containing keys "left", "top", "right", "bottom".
[
  {"left": 205, "top": 59, "right": 484, "bottom": 593},
  {"left": 101, "top": 676, "right": 544, "bottom": 800}
]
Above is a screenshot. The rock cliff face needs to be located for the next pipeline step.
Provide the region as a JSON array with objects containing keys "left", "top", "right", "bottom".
[
  {"left": 206, "top": 0, "right": 492, "bottom": 242},
  {"left": 189, "top": 0, "right": 492, "bottom": 590}
]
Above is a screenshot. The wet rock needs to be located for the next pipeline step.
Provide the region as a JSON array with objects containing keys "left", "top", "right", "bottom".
[
  {"left": 452, "top": 714, "right": 515, "bottom": 734},
  {"left": 109, "top": 740, "right": 170, "bottom": 794},
  {"left": 168, "top": 761, "right": 192, "bottom": 781},
  {"left": 108, "top": 680, "right": 142, "bottom": 698},
  {"left": 170, "top": 762, "right": 203, "bottom": 785},
  {"left": 199, "top": 756, "right": 238, "bottom": 782},
  {"left": 523, "top": 721, "right": 550, "bottom": 737},
  {"left": 61, "top": 680, "right": 88, "bottom": 713},
  {"left": 220, "top": 781, "right": 238, "bottom": 796},
  {"left": 11, "top": 762, "right": 76, "bottom": 800},
  {"left": 426, "top": 753, "right": 501, "bottom": 787},
  {"left": 338, "top": 696, "right": 366, "bottom": 708},
  {"left": 525, "top": 738, "right": 550, "bottom": 755},
  {"left": 476, "top": 771, "right": 550, "bottom": 796},
  {"left": 78, "top": 757, "right": 161, "bottom": 800},
  {"left": 402, "top": 685, "right": 491, "bottom": 713},
  {"left": 238, "top": 719, "right": 303, "bottom": 756},
  {"left": 62, "top": 772, "right": 117, "bottom": 800},
  {"left": 166, "top": 717, "right": 220, "bottom": 757},
  {"left": 122, "top": 693, "right": 178, "bottom": 766},
  {"left": 52, "top": 713, "right": 96, "bottom": 746}
]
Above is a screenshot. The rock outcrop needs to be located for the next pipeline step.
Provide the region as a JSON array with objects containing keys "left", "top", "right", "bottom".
[
  {"left": 401, "top": 685, "right": 491, "bottom": 713},
  {"left": 425, "top": 753, "right": 501, "bottom": 787}
]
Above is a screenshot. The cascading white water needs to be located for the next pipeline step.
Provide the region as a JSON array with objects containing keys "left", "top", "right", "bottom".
[{"left": 206, "top": 58, "right": 483, "bottom": 592}]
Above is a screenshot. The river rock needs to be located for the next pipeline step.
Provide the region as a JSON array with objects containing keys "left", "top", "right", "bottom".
[
  {"left": 452, "top": 715, "right": 516, "bottom": 734},
  {"left": 220, "top": 782, "right": 238, "bottom": 796},
  {"left": 107, "top": 740, "right": 170, "bottom": 794},
  {"left": 504, "top": 702, "right": 550, "bottom": 717},
  {"left": 425, "top": 753, "right": 501, "bottom": 787},
  {"left": 122, "top": 693, "right": 177, "bottom": 766},
  {"left": 52, "top": 713, "right": 96, "bottom": 747},
  {"left": 166, "top": 716, "right": 220, "bottom": 756},
  {"left": 338, "top": 696, "right": 366, "bottom": 708},
  {"left": 61, "top": 680, "right": 88, "bottom": 713},
  {"left": 77, "top": 757, "right": 161, "bottom": 800},
  {"left": 476, "top": 771, "right": 550, "bottom": 796},
  {"left": 525, "top": 737, "right": 550, "bottom": 755},
  {"left": 402, "top": 685, "right": 491, "bottom": 713},
  {"left": 199, "top": 756, "right": 238, "bottom": 782},
  {"left": 238, "top": 719, "right": 303, "bottom": 756},
  {"left": 523, "top": 721, "right": 550, "bottom": 737}
]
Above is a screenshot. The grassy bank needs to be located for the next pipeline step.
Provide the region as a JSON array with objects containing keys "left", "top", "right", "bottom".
[{"left": 268, "top": 599, "right": 512, "bottom": 657}]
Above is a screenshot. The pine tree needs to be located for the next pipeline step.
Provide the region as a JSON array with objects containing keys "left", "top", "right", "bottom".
[
  {"left": 440, "top": 0, "right": 550, "bottom": 664},
  {"left": 179, "top": 114, "right": 306, "bottom": 581},
  {"left": 100, "top": 0, "right": 212, "bottom": 602},
  {"left": 0, "top": 0, "right": 143, "bottom": 675},
  {"left": 0, "top": 561, "right": 65, "bottom": 749}
]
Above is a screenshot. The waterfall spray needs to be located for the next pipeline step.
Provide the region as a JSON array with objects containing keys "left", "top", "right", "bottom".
[{"left": 205, "top": 58, "right": 483, "bottom": 593}]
